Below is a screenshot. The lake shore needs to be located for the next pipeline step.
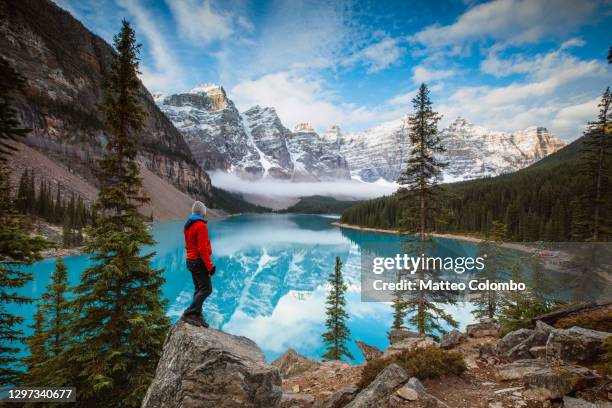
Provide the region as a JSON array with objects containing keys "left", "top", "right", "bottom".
[{"left": 331, "top": 221, "right": 485, "bottom": 243}]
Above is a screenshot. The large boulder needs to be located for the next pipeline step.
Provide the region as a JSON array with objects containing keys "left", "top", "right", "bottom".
[
  {"left": 439, "top": 329, "right": 466, "bottom": 349},
  {"left": 388, "top": 329, "right": 420, "bottom": 345},
  {"left": 496, "top": 359, "right": 548, "bottom": 381},
  {"left": 142, "top": 321, "right": 282, "bottom": 408},
  {"left": 345, "top": 363, "right": 408, "bottom": 408},
  {"left": 466, "top": 318, "right": 500, "bottom": 338},
  {"left": 546, "top": 326, "right": 611, "bottom": 364},
  {"left": 523, "top": 366, "right": 599, "bottom": 401},
  {"left": 355, "top": 340, "right": 383, "bottom": 361},
  {"left": 500, "top": 321, "right": 555, "bottom": 360},
  {"left": 272, "top": 348, "right": 319, "bottom": 378},
  {"left": 322, "top": 385, "right": 359, "bottom": 408}
]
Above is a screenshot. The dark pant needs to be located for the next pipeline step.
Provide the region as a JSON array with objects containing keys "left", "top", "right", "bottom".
[{"left": 183, "top": 259, "right": 213, "bottom": 318}]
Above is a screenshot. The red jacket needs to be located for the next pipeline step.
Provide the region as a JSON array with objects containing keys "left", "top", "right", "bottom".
[{"left": 184, "top": 216, "right": 214, "bottom": 270}]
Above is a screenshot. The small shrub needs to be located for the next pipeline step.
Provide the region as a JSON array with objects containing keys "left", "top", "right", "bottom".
[
  {"left": 555, "top": 309, "right": 612, "bottom": 332},
  {"left": 358, "top": 346, "right": 466, "bottom": 389},
  {"left": 596, "top": 336, "right": 612, "bottom": 376}
]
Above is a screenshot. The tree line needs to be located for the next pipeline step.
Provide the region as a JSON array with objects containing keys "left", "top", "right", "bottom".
[
  {"left": 341, "top": 88, "right": 612, "bottom": 243},
  {"left": 15, "top": 168, "right": 94, "bottom": 247}
]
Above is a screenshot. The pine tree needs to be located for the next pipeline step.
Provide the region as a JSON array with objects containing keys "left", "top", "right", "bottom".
[
  {"left": 471, "top": 221, "right": 507, "bottom": 320},
  {"left": 322, "top": 257, "right": 353, "bottom": 361},
  {"left": 572, "top": 88, "right": 611, "bottom": 241},
  {"left": 396, "top": 83, "right": 450, "bottom": 336},
  {"left": 0, "top": 57, "right": 49, "bottom": 387},
  {"left": 24, "top": 257, "right": 71, "bottom": 386},
  {"left": 390, "top": 290, "right": 407, "bottom": 333},
  {"left": 62, "top": 21, "right": 169, "bottom": 406}
]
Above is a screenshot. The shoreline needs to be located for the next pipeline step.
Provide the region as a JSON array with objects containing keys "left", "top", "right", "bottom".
[{"left": 331, "top": 221, "right": 485, "bottom": 243}]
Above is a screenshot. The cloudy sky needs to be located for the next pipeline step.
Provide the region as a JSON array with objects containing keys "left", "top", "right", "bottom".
[{"left": 55, "top": 0, "right": 611, "bottom": 140}]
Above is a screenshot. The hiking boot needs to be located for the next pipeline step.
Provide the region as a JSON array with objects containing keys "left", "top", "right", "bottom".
[
  {"left": 181, "top": 314, "right": 203, "bottom": 327},
  {"left": 197, "top": 315, "right": 209, "bottom": 328}
]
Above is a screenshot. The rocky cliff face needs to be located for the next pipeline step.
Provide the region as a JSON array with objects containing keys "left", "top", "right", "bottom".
[
  {"left": 337, "top": 117, "right": 565, "bottom": 183},
  {"left": 157, "top": 87, "right": 351, "bottom": 181},
  {"left": 142, "top": 321, "right": 282, "bottom": 408},
  {"left": 0, "top": 0, "right": 212, "bottom": 199}
]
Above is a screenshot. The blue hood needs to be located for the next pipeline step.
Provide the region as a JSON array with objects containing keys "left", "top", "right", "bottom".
[{"left": 184, "top": 214, "right": 207, "bottom": 230}]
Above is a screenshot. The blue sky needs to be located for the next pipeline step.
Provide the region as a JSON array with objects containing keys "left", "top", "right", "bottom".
[{"left": 55, "top": 0, "right": 611, "bottom": 140}]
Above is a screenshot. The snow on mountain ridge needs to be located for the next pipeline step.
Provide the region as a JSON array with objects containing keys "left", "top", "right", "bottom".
[{"left": 157, "top": 85, "right": 564, "bottom": 185}]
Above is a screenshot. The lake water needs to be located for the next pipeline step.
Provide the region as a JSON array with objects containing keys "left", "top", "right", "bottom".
[{"left": 12, "top": 214, "right": 592, "bottom": 364}]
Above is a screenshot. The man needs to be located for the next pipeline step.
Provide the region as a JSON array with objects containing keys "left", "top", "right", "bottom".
[{"left": 182, "top": 201, "right": 215, "bottom": 327}]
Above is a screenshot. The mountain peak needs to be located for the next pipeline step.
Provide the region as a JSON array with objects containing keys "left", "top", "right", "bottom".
[
  {"left": 189, "top": 83, "right": 225, "bottom": 95},
  {"left": 293, "top": 122, "right": 315, "bottom": 133}
]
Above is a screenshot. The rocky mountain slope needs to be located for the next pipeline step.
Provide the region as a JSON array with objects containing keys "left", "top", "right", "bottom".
[
  {"left": 157, "top": 86, "right": 350, "bottom": 181},
  {"left": 0, "top": 0, "right": 212, "bottom": 210},
  {"left": 334, "top": 117, "right": 566, "bottom": 183},
  {"left": 159, "top": 83, "right": 564, "bottom": 185}
]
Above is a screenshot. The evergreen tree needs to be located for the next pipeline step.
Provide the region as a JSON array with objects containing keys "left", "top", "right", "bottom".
[
  {"left": 390, "top": 290, "right": 407, "bottom": 333},
  {"left": 24, "top": 257, "right": 71, "bottom": 386},
  {"left": 62, "top": 21, "right": 169, "bottom": 406},
  {"left": 0, "top": 58, "right": 49, "bottom": 386},
  {"left": 23, "top": 311, "right": 48, "bottom": 380},
  {"left": 471, "top": 221, "right": 508, "bottom": 320},
  {"left": 322, "top": 257, "right": 353, "bottom": 361},
  {"left": 396, "top": 83, "right": 450, "bottom": 335},
  {"left": 572, "top": 87, "right": 611, "bottom": 241}
]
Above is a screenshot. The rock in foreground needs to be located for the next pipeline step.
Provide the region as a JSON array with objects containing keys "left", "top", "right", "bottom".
[
  {"left": 272, "top": 348, "right": 319, "bottom": 378},
  {"left": 142, "top": 321, "right": 282, "bottom": 408}
]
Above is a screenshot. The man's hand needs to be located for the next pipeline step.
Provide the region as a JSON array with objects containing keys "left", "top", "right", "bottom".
[{"left": 209, "top": 265, "right": 216, "bottom": 276}]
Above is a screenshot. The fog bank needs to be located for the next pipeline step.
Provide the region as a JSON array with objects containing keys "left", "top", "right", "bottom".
[{"left": 210, "top": 171, "right": 398, "bottom": 200}]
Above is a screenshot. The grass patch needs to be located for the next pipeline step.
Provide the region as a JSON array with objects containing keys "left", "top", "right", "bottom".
[
  {"left": 358, "top": 346, "right": 466, "bottom": 389},
  {"left": 555, "top": 309, "right": 612, "bottom": 332}
]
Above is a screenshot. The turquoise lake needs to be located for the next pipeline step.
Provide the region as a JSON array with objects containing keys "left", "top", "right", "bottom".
[{"left": 11, "top": 214, "right": 588, "bottom": 364}]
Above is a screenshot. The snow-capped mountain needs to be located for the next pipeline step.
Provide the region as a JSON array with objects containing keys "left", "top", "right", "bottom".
[
  {"left": 157, "top": 84, "right": 565, "bottom": 185},
  {"left": 156, "top": 85, "right": 350, "bottom": 181},
  {"left": 334, "top": 116, "right": 565, "bottom": 182}
]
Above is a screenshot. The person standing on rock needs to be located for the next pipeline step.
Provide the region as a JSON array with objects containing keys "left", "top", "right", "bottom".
[{"left": 182, "top": 201, "right": 215, "bottom": 328}]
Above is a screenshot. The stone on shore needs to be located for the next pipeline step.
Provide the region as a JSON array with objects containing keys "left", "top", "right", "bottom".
[
  {"left": 466, "top": 318, "right": 500, "bottom": 338},
  {"left": 345, "top": 363, "right": 408, "bottom": 408},
  {"left": 439, "top": 329, "right": 466, "bottom": 349},
  {"left": 523, "top": 366, "right": 599, "bottom": 401}
]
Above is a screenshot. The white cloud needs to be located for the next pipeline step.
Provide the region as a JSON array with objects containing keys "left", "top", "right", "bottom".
[
  {"left": 117, "top": 0, "right": 187, "bottom": 92},
  {"left": 343, "top": 36, "right": 404, "bottom": 73},
  {"left": 387, "top": 90, "right": 417, "bottom": 106},
  {"left": 165, "top": 0, "right": 246, "bottom": 44},
  {"left": 230, "top": 71, "right": 346, "bottom": 130},
  {"left": 550, "top": 97, "right": 600, "bottom": 136},
  {"left": 412, "top": 66, "right": 456, "bottom": 83},
  {"left": 413, "top": 0, "right": 597, "bottom": 49},
  {"left": 438, "top": 50, "right": 608, "bottom": 139}
]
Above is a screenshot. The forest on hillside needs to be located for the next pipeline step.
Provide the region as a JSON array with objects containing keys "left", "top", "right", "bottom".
[{"left": 341, "top": 130, "right": 612, "bottom": 242}]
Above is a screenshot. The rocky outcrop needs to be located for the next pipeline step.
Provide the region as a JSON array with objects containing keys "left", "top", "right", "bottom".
[
  {"left": 382, "top": 337, "right": 438, "bottom": 358},
  {"left": 388, "top": 329, "right": 420, "bottom": 345},
  {"left": 440, "top": 329, "right": 466, "bottom": 349},
  {"left": 271, "top": 349, "right": 319, "bottom": 379},
  {"left": 0, "top": 0, "right": 212, "bottom": 201},
  {"left": 563, "top": 396, "right": 612, "bottom": 408},
  {"left": 496, "top": 359, "right": 548, "bottom": 381},
  {"left": 466, "top": 318, "right": 500, "bottom": 338},
  {"left": 142, "top": 321, "right": 282, "bottom": 408},
  {"left": 523, "top": 366, "right": 599, "bottom": 401},
  {"left": 355, "top": 340, "right": 383, "bottom": 361},
  {"left": 546, "top": 326, "right": 610, "bottom": 364},
  {"left": 345, "top": 363, "right": 408, "bottom": 408},
  {"left": 322, "top": 385, "right": 359, "bottom": 408}
]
